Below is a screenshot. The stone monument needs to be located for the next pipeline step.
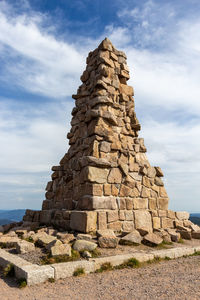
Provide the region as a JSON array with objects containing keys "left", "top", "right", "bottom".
[{"left": 23, "top": 38, "right": 190, "bottom": 233}]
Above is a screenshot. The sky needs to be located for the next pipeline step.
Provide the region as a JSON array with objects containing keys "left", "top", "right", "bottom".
[{"left": 0, "top": 0, "right": 200, "bottom": 212}]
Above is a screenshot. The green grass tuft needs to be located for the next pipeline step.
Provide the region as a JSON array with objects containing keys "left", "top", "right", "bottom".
[
  {"left": 73, "top": 267, "right": 85, "bottom": 277},
  {"left": 17, "top": 278, "right": 27, "bottom": 288},
  {"left": 95, "top": 262, "right": 113, "bottom": 273},
  {"left": 164, "top": 256, "right": 171, "bottom": 261},
  {"left": 24, "top": 236, "right": 34, "bottom": 243},
  {"left": 40, "top": 250, "right": 80, "bottom": 265},
  {"left": 178, "top": 238, "right": 184, "bottom": 244}
]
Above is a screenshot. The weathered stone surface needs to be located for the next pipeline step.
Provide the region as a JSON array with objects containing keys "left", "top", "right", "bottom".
[
  {"left": 108, "top": 168, "right": 122, "bottom": 183},
  {"left": 0, "top": 236, "right": 19, "bottom": 248},
  {"left": 76, "top": 234, "right": 93, "bottom": 241},
  {"left": 134, "top": 210, "right": 152, "bottom": 234},
  {"left": 57, "top": 233, "right": 75, "bottom": 243},
  {"left": 158, "top": 198, "right": 169, "bottom": 210},
  {"left": 37, "top": 234, "right": 57, "bottom": 247},
  {"left": 191, "top": 231, "right": 200, "bottom": 239},
  {"left": 86, "top": 166, "right": 109, "bottom": 183},
  {"left": 73, "top": 240, "right": 97, "bottom": 252},
  {"left": 70, "top": 211, "right": 97, "bottom": 233},
  {"left": 166, "top": 229, "right": 181, "bottom": 242},
  {"left": 143, "top": 233, "right": 163, "bottom": 246},
  {"left": 152, "top": 217, "right": 161, "bottom": 229},
  {"left": 155, "top": 167, "right": 164, "bottom": 177},
  {"left": 16, "top": 240, "right": 35, "bottom": 254},
  {"left": 177, "top": 229, "right": 192, "bottom": 240},
  {"left": 133, "top": 198, "right": 148, "bottom": 209},
  {"left": 51, "top": 243, "right": 71, "bottom": 257},
  {"left": 106, "top": 211, "right": 118, "bottom": 223},
  {"left": 176, "top": 211, "right": 190, "bottom": 220},
  {"left": 46, "top": 239, "right": 62, "bottom": 251},
  {"left": 107, "top": 221, "right": 122, "bottom": 231},
  {"left": 161, "top": 217, "right": 174, "bottom": 229},
  {"left": 122, "top": 221, "right": 134, "bottom": 232},
  {"left": 98, "top": 235, "right": 118, "bottom": 248},
  {"left": 97, "top": 211, "right": 107, "bottom": 230},
  {"left": 190, "top": 224, "right": 200, "bottom": 232},
  {"left": 120, "top": 230, "right": 142, "bottom": 245}
]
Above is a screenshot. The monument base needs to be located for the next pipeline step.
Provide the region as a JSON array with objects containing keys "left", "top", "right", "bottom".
[{"left": 23, "top": 208, "right": 189, "bottom": 233}]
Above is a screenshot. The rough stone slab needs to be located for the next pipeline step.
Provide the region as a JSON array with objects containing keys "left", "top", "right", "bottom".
[
  {"left": 73, "top": 240, "right": 97, "bottom": 251},
  {"left": 70, "top": 211, "right": 97, "bottom": 233},
  {"left": 52, "top": 260, "right": 95, "bottom": 279},
  {"left": 1, "top": 244, "right": 200, "bottom": 285},
  {"left": 15, "top": 264, "right": 54, "bottom": 286},
  {"left": 90, "top": 252, "right": 154, "bottom": 271},
  {"left": 0, "top": 249, "right": 54, "bottom": 286},
  {"left": 176, "top": 211, "right": 190, "bottom": 220},
  {"left": 0, "top": 248, "right": 32, "bottom": 268}
]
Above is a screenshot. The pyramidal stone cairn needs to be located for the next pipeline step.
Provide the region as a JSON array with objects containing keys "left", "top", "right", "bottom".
[{"left": 24, "top": 38, "right": 191, "bottom": 234}]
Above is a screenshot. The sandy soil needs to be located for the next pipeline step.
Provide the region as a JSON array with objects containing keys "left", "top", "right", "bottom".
[{"left": 1, "top": 255, "right": 200, "bottom": 300}]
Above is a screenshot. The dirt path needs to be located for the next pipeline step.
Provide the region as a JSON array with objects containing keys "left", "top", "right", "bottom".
[{"left": 1, "top": 256, "right": 200, "bottom": 300}]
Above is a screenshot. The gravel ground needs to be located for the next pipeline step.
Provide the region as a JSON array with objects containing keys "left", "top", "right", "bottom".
[{"left": 0, "top": 255, "right": 200, "bottom": 300}]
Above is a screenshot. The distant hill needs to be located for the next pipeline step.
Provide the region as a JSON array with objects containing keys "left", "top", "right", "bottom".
[
  {"left": 190, "top": 214, "right": 200, "bottom": 226},
  {"left": 0, "top": 209, "right": 25, "bottom": 225}
]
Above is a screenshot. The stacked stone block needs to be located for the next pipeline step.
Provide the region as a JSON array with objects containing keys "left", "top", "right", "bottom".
[{"left": 23, "top": 38, "right": 190, "bottom": 233}]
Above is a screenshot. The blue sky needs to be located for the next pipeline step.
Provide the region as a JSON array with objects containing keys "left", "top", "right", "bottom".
[{"left": 0, "top": 0, "right": 200, "bottom": 212}]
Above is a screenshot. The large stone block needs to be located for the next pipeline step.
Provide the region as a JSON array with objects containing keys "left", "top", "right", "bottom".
[
  {"left": 107, "top": 211, "right": 119, "bottom": 223},
  {"left": 134, "top": 210, "right": 153, "bottom": 234},
  {"left": 152, "top": 217, "right": 161, "bottom": 229},
  {"left": 39, "top": 210, "right": 53, "bottom": 225},
  {"left": 108, "top": 168, "right": 122, "bottom": 183},
  {"left": 70, "top": 211, "right": 97, "bottom": 233},
  {"left": 92, "top": 196, "right": 117, "bottom": 210},
  {"left": 85, "top": 166, "right": 109, "bottom": 183},
  {"left": 161, "top": 217, "right": 174, "bottom": 229},
  {"left": 97, "top": 211, "right": 107, "bottom": 230},
  {"left": 133, "top": 198, "right": 148, "bottom": 209},
  {"left": 157, "top": 198, "right": 169, "bottom": 210},
  {"left": 176, "top": 211, "right": 190, "bottom": 220}
]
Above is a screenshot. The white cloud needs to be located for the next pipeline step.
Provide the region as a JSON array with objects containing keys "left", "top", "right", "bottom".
[
  {"left": 0, "top": 99, "right": 73, "bottom": 173},
  {"left": 0, "top": 98, "right": 74, "bottom": 209},
  {"left": 0, "top": 2, "right": 86, "bottom": 97}
]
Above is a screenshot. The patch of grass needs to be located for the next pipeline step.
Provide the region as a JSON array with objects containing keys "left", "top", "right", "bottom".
[
  {"left": 23, "top": 236, "right": 34, "bottom": 243},
  {"left": 147, "top": 256, "right": 162, "bottom": 264},
  {"left": 193, "top": 251, "right": 200, "bottom": 256},
  {"left": 125, "top": 258, "right": 141, "bottom": 268},
  {"left": 48, "top": 277, "right": 55, "bottom": 283},
  {"left": 40, "top": 250, "right": 80, "bottom": 265},
  {"left": 73, "top": 267, "right": 85, "bottom": 277},
  {"left": 79, "top": 248, "right": 101, "bottom": 258},
  {"left": 3, "top": 264, "right": 15, "bottom": 277},
  {"left": 164, "top": 256, "right": 171, "bottom": 261},
  {"left": 90, "top": 248, "right": 101, "bottom": 258},
  {"left": 95, "top": 262, "right": 113, "bottom": 273},
  {"left": 17, "top": 278, "right": 27, "bottom": 288},
  {"left": 178, "top": 238, "right": 184, "bottom": 244},
  {"left": 71, "top": 249, "right": 81, "bottom": 259},
  {"left": 183, "top": 250, "right": 200, "bottom": 258}
]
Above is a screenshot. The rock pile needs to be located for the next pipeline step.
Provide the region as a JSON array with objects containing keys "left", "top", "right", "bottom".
[{"left": 22, "top": 38, "right": 198, "bottom": 239}]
